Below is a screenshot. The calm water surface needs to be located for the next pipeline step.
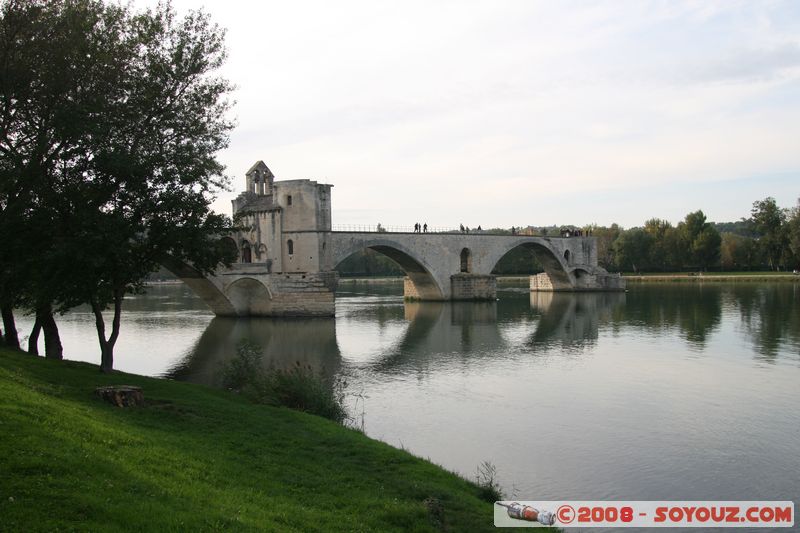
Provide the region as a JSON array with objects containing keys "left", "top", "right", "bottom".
[{"left": 16, "top": 281, "right": 800, "bottom": 529}]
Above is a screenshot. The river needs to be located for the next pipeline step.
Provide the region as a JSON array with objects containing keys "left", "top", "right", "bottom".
[{"left": 13, "top": 281, "right": 800, "bottom": 528}]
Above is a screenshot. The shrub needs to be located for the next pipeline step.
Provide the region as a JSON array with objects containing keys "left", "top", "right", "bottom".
[
  {"left": 224, "top": 341, "right": 348, "bottom": 424},
  {"left": 475, "top": 460, "right": 503, "bottom": 502}
]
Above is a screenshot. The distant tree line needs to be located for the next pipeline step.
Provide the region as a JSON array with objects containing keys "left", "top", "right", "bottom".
[{"left": 590, "top": 197, "right": 800, "bottom": 273}]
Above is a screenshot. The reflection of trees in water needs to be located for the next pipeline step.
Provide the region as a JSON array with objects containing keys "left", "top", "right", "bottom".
[
  {"left": 165, "top": 317, "right": 341, "bottom": 386},
  {"left": 124, "top": 284, "right": 211, "bottom": 313},
  {"left": 609, "top": 283, "right": 799, "bottom": 360},
  {"left": 621, "top": 285, "right": 723, "bottom": 349},
  {"left": 730, "top": 284, "right": 800, "bottom": 361}
]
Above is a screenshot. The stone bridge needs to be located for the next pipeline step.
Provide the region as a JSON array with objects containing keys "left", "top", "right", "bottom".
[
  {"left": 162, "top": 161, "right": 625, "bottom": 317},
  {"left": 326, "top": 231, "right": 623, "bottom": 300},
  {"left": 163, "top": 230, "right": 624, "bottom": 317}
]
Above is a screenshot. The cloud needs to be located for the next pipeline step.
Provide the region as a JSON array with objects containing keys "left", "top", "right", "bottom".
[
  {"left": 150, "top": 0, "right": 800, "bottom": 227},
  {"left": 681, "top": 43, "right": 800, "bottom": 84}
]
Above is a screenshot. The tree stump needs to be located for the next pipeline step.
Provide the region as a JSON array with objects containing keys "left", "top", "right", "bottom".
[{"left": 95, "top": 385, "right": 144, "bottom": 407}]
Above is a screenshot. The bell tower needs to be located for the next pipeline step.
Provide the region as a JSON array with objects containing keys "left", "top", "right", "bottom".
[{"left": 245, "top": 160, "right": 274, "bottom": 196}]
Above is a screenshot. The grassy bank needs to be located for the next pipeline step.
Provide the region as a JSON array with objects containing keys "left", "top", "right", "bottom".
[
  {"left": 623, "top": 272, "right": 799, "bottom": 283},
  {"left": 0, "top": 348, "right": 498, "bottom": 532}
]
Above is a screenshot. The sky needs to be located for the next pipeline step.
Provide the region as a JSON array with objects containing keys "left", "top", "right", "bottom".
[{"left": 138, "top": 0, "right": 800, "bottom": 229}]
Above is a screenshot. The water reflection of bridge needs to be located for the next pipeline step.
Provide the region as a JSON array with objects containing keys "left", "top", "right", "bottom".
[
  {"left": 166, "top": 317, "right": 342, "bottom": 386},
  {"left": 166, "top": 291, "right": 627, "bottom": 384}
]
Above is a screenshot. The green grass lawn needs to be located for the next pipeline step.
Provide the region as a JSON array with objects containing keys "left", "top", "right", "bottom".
[{"left": 0, "top": 348, "right": 498, "bottom": 532}]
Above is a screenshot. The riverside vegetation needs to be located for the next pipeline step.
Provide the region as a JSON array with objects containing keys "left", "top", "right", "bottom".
[
  {"left": 223, "top": 341, "right": 349, "bottom": 425},
  {"left": 0, "top": 347, "right": 502, "bottom": 532}
]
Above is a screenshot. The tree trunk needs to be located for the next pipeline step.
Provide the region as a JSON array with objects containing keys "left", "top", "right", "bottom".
[
  {"left": 28, "top": 317, "right": 42, "bottom": 355},
  {"left": 39, "top": 307, "right": 63, "bottom": 360},
  {"left": 1, "top": 305, "right": 20, "bottom": 350},
  {"left": 93, "top": 289, "right": 124, "bottom": 373}
]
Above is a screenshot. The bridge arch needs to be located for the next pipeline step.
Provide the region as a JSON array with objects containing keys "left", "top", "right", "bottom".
[
  {"left": 159, "top": 255, "right": 238, "bottom": 316},
  {"left": 224, "top": 277, "right": 273, "bottom": 316},
  {"left": 485, "top": 237, "right": 574, "bottom": 290},
  {"left": 460, "top": 248, "right": 472, "bottom": 273},
  {"left": 331, "top": 237, "right": 445, "bottom": 300}
]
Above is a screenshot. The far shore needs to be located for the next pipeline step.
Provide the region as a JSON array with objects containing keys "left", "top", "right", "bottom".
[{"left": 623, "top": 272, "right": 799, "bottom": 282}]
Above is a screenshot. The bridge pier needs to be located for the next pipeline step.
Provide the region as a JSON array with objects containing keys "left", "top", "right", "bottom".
[
  {"left": 402, "top": 273, "right": 445, "bottom": 300},
  {"left": 404, "top": 274, "right": 498, "bottom": 301},
  {"left": 530, "top": 271, "right": 626, "bottom": 292},
  {"left": 450, "top": 274, "right": 497, "bottom": 300},
  {"left": 176, "top": 267, "right": 338, "bottom": 317}
]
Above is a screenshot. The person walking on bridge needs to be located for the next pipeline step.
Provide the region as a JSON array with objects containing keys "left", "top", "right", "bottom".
[{"left": 423, "top": 223, "right": 428, "bottom": 233}]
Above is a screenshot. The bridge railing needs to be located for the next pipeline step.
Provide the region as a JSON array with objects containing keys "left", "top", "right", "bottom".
[
  {"left": 330, "top": 224, "right": 556, "bottom": 236},
  {"left": 331, "top": 224, "right": 459, "bottom": 234}
]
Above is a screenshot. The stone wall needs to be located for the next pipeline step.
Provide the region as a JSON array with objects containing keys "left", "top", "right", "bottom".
[
  {"left": 593, "top": 272, "right": 627, "bottom": 291},
  {"left": 266, "top": 272, "right": 336, "bottom": 316},
  {"left": 403, "top": 277, "right": 421, "bottom": 300},
  {"left": 205, "top": 270, "right": 338, "bottom": 317},
  {"left": 450, "top": 274, "right": 497, "bottom": 300},
  {"left": 530, "top": 271, "right": 626, "bottom": 292},
  {"left": 530, "top": 272, "right": 555, "bottom": 291}
]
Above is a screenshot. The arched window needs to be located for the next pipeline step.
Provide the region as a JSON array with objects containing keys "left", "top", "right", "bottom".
[
  {"left": 219, "top": 236, "right": 237, "bottom": 259},
  {"left": 460, "top": 248, "right": 472, "bottom": 273},
  {"left": 241, "top": 240, "right": 252, "bottom": 263},
  {"left": 563, "top": 249, "right": 571, "bottom": 263},
  {"left": 287, "top": 195, "right": 293, "bottom": 206},
  {"left": 287, "top": 239, "right": 294, "bottom": 255}
]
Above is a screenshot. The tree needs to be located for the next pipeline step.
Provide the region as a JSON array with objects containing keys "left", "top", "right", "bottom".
[
  {"left": 644, "top": 218, "right": 674, "bottom": 271},
  {"left": 720, "top": 233, "right": 759, "bottom": 271},
  {"left": 677, "top": 210, "right": 720, "bottom": 270},
  {"left": 661, "top": 226, "right": 686, "bottom": 270},
  {"left": 682, "top": 210, "right": 708, "bottom": 243},
  {"left": 786, "top": 198, "right": 800, "bottom": 269},
  {"left": 590, "top": 224, "right": 622, "bottom": 270},
  {"left": 0, "top": 0, "right": 237, "bottom": 371},
  {"left": 612, "top": 228, "right": 653, "bottom": 273},
  {"left": 692, "top": 225, "right": 721, "bottom": 271},
  {"left": 750, "top": 197, "right": 788, "bottom": 270},
  {"left": 0, "top": 0, "right": 129, "bottom": 357}
]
